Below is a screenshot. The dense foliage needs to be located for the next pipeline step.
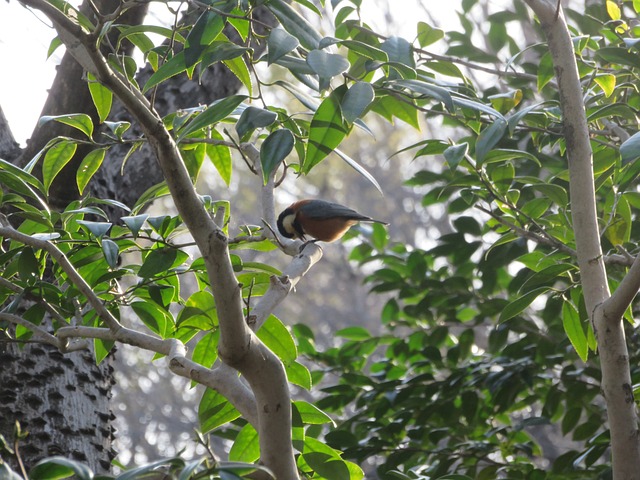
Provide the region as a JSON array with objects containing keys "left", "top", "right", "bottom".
[{"left": 2, "top": 0, "right": 640, "bottom": 478}]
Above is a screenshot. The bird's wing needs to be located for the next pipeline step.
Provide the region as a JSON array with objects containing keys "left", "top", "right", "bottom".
[{"left": 298, "top": 200, "right": 372, "bottom": 221}]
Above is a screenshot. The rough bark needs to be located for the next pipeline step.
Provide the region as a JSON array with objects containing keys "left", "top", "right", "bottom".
[
  {"left": 0, "top": 344, "right": 114, "bottom": 472},
  {"left": 523, "top": 1, "right": 640, "bottom": 477}
]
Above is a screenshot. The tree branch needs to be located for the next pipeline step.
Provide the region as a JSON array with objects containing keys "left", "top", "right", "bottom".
[{"left": 523, "top": 0, "right": 640, "bottom": 475}]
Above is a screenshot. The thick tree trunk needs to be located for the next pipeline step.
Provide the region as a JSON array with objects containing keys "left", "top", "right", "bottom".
[{"left": 0, "top": 344, "right": 114, "bottom": 471}]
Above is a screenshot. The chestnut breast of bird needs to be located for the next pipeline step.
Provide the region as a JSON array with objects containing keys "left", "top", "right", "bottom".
[{"left": 277, "top": 199, "right": 388, "bottom": 243}]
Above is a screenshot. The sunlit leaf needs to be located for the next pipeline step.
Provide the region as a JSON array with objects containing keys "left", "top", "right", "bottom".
[
  {"left": 43, "top": 141, "right": 78, "bottom": 194},
  {"left": 77, "top": 148, "right": 107, "bottom": 195}
]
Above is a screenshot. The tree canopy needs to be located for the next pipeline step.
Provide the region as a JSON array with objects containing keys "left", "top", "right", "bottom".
[{"left": 2, "top": 0, "right": 640, "bottom": 479}]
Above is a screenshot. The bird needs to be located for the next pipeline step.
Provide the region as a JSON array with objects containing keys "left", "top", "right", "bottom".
[{"left": 276, "top": 199, "right": 389, "bottom": 243}]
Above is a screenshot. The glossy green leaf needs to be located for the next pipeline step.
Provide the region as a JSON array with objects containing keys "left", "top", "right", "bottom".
[
  {"left": 87, "top": 73, "right": 112, "bottom": 123},
  {"left": 198, "top": 388, "right": 240, "bottom": 434},
  {"left": 256, "top": 314, "right": 297, "bottom": 364},
  {"left": 77, "top": 220, "right": 112, "bottom": 239},
  {"left": 294, "top": 400, "right": 334, "bottom": 425},
  {"left": 304, "top": 85, "right": 349, "bottom": 172},
  {"left": 200, "top": 42, "right": 250, "bottom": 72},
  {"left": 229, "top": 423, "right": 259, "bottom": 463},
  {"left": 39, "top": 114, "right": 94, "bottom": 139},
  {"left": 341, "top": 82, "right": 374, "bottom": 123},
  {"left": 77, "top": 148, "right": 107, "bottom": 195},
  {"left": 143, "top": 52, "right": 188, "bottom": 92},
  {"left": 620, "top": 131, "right": 640, "bottom": 165},
  {"left": 235, "top": 106, "right": 277, "bottom": 140},
  {"left": 185, "top": 11, "right": 225, "bottom": 68},
  {"left": 223, "top": 57, "right": 253, "bottom": 95},
  {"left": 417, "top": 21, "right": 444, "bottom": 47},
  {"left": 389, "top": 79, "right": 454, "bottom": 111},
  {"left": 30, "top": 457, "right": 94, "bottom": 480},
  {"left": 334, "top": 148, "right": 383, "bottom": 194},
  {"left": 177, "top": 95, "right": 247, "bottom": 141},
  {"left": 268, "top": 0, "right": 322, "bottom": 50},
  {"left": 101, "top": 238, "right": 119, "bottom": 269},
  {"left": 286, "top": 361, "right": 312, "bottom": 389},
  {"left": 206, "top": 130, "right": 233, "bottom": 186},
  {"left": 444, "top": 143, "right": 469, "bottom": 169},
  {"left": 42, "top": 141, "right": 77, "bottom": 194},
  {"left": 307, "top": 49, "right": 350, "bottom": 79},
  {"left": 562, "top": 301, "right": 588, "bottom": 362},
  {"left": 499, "top": 287, "right": 550, "bottom": 323},
  {"left": 121, "top": 214, "right": 149, "bottom": 238},
  {"left": 267, "top": 28, "right": 300, "bottom": 64},
  {"left": 260, "top": 129, "right": 294, "bottom": 184},
  {"left": 476, "top": 118, "right": 507, "bottom": 163},
  {"left": 191, "top": 330, "right": 219, "bottom": 368},
  {"left": 138, "top": 247, "right": 179, "bottom": 278},
  {"left": 131, "top": 301, "right": 172, "bottom": 338}
]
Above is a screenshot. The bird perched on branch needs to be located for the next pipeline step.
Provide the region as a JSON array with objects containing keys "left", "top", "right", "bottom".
[{"left": 277, "top": 199, "right": 389, "bottom": 243}]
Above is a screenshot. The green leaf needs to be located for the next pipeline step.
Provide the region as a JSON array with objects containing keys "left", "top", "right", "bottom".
[
  {"left": 138, "top": 247, "right": 180, "bottom": 278},
  {"left": 223, "top": 56, "right": 253, "bottom": 96},
  {"left": 417, "top": 21, "right": 444, "bottom": 47},
  {"left": 87, "top": 73, "right": 112, "bottom": 123},
  {"left": 444, "top": 143, "right": 468, "bottom": 169},
  {"left": 0, "top": 158, "right": 47, "bottom": 194},
  {"left": 286, "top": 361, "right": 312, "bottom": 389},
  {"left": 341, "top": 82, "right": 374, "bottom": 123},
  {"left": 206, "top": 130, "right": 233, "bottom": 186},
  {"left": 267, "top": 28, "right": 300, "bottom": 65},
  {"left": 594, "top": 74, "right": 616, "bottom": 98},
  {"left": 30, "top": 456, "right": 94, "bottom": 480},
  {"left": 185, "top": 11, "right": 225, "bottom": 68},
  {"left": 200, "top": 42, "right": 250, "bottom": 72},
  {"left": 18, "top": 247, "right": 40, "bottom": 284},
  {"left": 42, "top": 140, "right": 77, "bottom": 194},
  {"left": 235, "top": 106, "right": 277, "bottom": 140},
  {"left": 499, "top": 287, "right": 550, "bottom": 323},
  {"left": 191, "top": 330, "right": 219, "bottom": 368},
  {"left": 307, "top": 49, "right": 350, "bottom": 80},
  {"left": 121, "top": 214, "right": 148, "bottom": 238},
  {"left": 304, "top": 85, "right": 349, "bottom": 173},
  {"left": 303, "top": 453, "right": 351, "bottom": 480},
  {"left": 77, "top": 220, "right": 112, "bottom": 238},
  {"left": 596, "top": 47, "right": 640, "bottom": 69},
  {"left": 199, "top": 388, "right": 240, "bottom": 433},
  {"left": 537, "top": 52, "right": 554, "bottom": 90},
  {"left": 228, "top": 424, "right": 259, "bottom": 462},
  {"left": 77, "top": 148, "right": 107, "bottom": 195},
  {"left": 389, "top": 79, "right": 454, "bottom": 111},
  {"left": 143, "top": 52, "right": 188, "bottom": 92},
  {"left": 293, "top": 401, "right": 334, "bottom": 425},
  {"left": 562, "top": 301, "right": 588, "bottom": 362},
  {"left": 334, "top": 148, "right": 383, "bottom": 194},
  {"left": 620, "top": 131, "right": 640, "bottom": 165},
  {"left": 529, "top": 183, "right": 568, "bottom": 206},
  {"left": 336, "top": 326, "right": 371, "bottom": 340},
  {"left": 39, "top": 114, "right": 94, "bottom": 139},
  {"left": 476, "top": 118, "right": 507, "bottom": 163},
  {"left": 177, "top": 95, "right": 247, "bottom": 141},
  {"left": 268, "top": 0, "right": 322, "bottom": 50},
  {"left": 101, "top": 238, "right": 119, "bottom": 269},
  {"left": 131, "top": 301, "right": 172, "bottom": 338},
  {"left": 260, "top": 129, "right": 294, "bottom": 184},
  {"left": 380, "top": 36, "right": 415, "bottom": 68},
  {"left": 256, "top": 315, "right": 297, "bottom": 364}
]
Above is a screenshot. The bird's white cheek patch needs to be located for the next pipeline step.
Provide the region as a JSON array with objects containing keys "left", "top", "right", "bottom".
[{"left": 282, "top": 214, "right": 298, "bottom": 236}]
